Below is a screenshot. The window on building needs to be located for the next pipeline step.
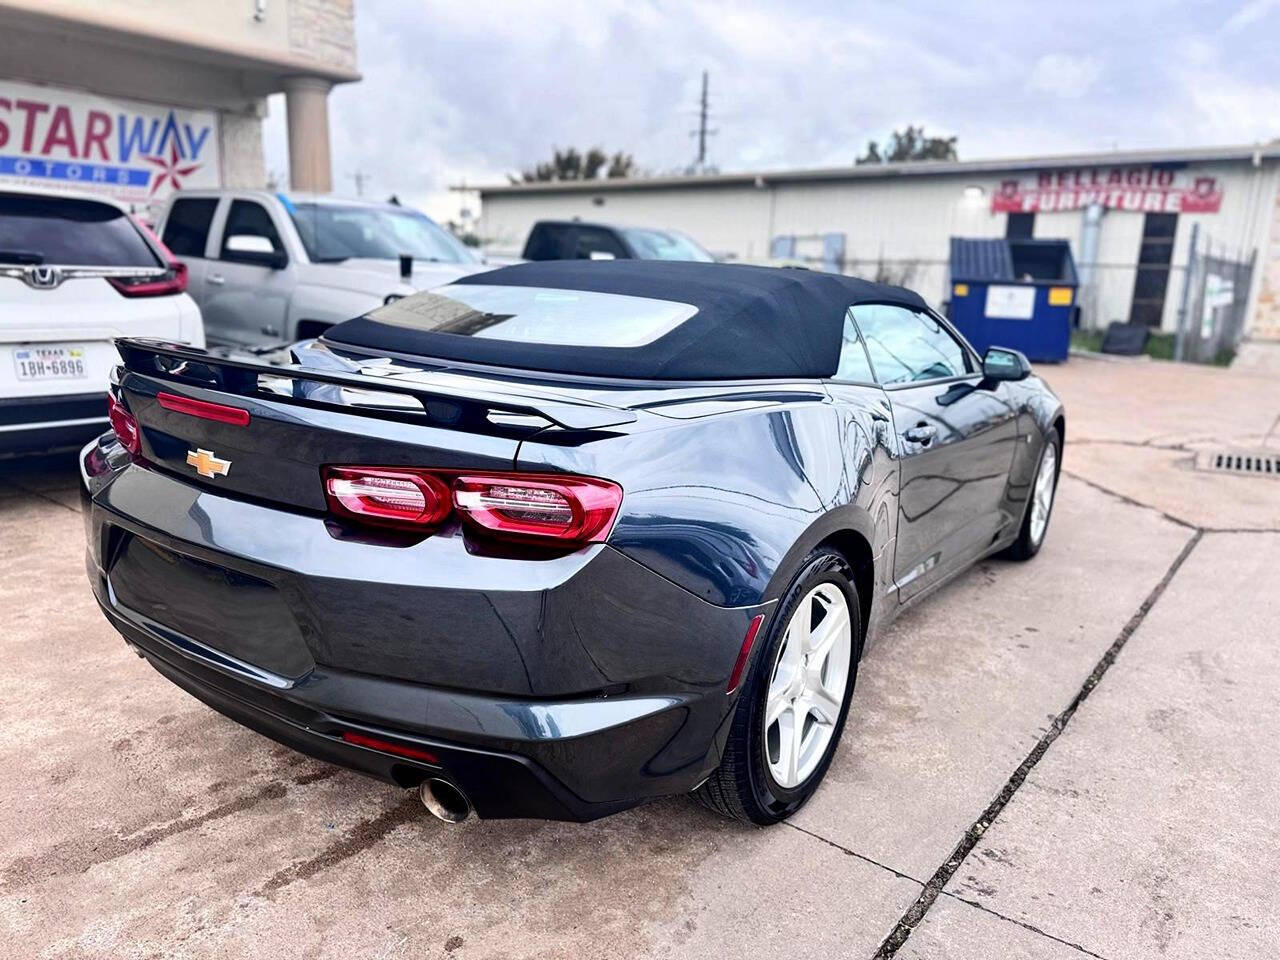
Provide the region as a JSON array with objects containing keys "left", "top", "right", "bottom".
[
  {"left": 161, "top": 198, "right": 219, "bottom": 258},
  {"left": 220, "top": 200, "right": 284, "bottom": 257},
  {"left": 1128, "top": 212, "right": 1177, "bottom": 327},
  {"left": 833, "top": 308, "right": 876, "bottom": 382},
  {"left": 1006, "top": 212, "right": 1035, "bottom": 240},
  {"left": 852, "top": 304, "right": 973, "bottom": 384}
]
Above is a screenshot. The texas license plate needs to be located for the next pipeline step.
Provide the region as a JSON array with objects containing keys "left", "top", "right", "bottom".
[{"left": 13, "top": 345, "right": 88, "bottom": 381}]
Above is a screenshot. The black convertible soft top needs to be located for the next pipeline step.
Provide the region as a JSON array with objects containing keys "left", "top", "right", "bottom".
[{"left": 324, "top": 260, "right": 927, "bottom": 381}]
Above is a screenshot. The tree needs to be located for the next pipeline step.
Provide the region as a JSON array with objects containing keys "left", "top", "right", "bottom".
[
  {"left": 513, "top": 147, "right": 638, "bottom": 183},
  {"left": 856, "top": 126, "right": 957, "bottom": 165}
]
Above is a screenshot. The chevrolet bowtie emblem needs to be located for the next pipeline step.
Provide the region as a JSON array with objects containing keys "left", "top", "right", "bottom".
[{"left": 186, "top": 448, "right": 231, "bottom": 479}]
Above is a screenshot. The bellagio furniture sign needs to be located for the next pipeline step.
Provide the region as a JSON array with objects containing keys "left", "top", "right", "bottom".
[{"left": 992, "top": 166, "right": 1223, "bottom": 214}]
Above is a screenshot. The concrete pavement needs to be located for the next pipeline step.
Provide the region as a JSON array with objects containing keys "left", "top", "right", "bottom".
[{"left": 2, "top": 355, "right": 1278, "bottom": 959}]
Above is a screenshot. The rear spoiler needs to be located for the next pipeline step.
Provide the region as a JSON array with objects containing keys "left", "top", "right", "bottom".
[{"left": 114, "top": 338, "right": 637, "bottom": 431}]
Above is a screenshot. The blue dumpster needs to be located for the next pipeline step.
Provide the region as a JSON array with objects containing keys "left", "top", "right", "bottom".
[{"left": 947, "top": 237, "right": 1077, "bottom": 362}]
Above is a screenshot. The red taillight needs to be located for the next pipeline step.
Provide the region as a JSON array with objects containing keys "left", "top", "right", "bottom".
[
  {"left": 107, "top": 261, "right": 188, "bottom": 298},
  {"left": 106, "top": 392, "right": 141, "bottom": 456},
  {"left": 321, "top": 467, "right": 623, "bottom": 544},
  {"left": 453, "top": 474, "right": 622, "bottom": 543},
  {"left": 340, "top": 730, "right": 439, "bottom": 764},
  {"left": 726, "top": 614, "right": 766, "bottom": 695},
  {"left": 324, "top": 467, "right": 452, "bottom": 529},
  {"left": 157, "top": 391, "right": 250, "bottom": 426}
]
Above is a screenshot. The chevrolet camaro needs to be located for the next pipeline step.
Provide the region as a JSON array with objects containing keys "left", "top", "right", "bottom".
[{"left": 82, "top": 260, "right": 1064, "bottom": 825}]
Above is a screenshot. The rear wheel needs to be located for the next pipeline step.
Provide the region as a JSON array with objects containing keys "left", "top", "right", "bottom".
[
  {"left": 1002, "top": 427, "right": 1061, "bottom": 561},
  {"left": 696, "top": 550, "right": 860, "bottom": 824}
]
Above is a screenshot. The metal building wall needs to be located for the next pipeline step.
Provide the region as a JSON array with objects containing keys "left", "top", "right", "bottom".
[{"left": 480, "top": 157, "right": 1280, "bottom": 334}]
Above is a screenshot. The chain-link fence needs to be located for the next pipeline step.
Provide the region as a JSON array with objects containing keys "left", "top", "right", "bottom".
[
  {"left": 1175, "top": 231, "right": 1257, "bottom": 364},
  {"left": 768, "top": 232, "right": 1258, "bottom": 366}
]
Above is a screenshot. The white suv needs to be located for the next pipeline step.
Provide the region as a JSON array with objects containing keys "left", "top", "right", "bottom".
[
  {"left": 0, "top": 187, "right": 205, "bottom": 458},
  {"left": 156, "top": 191, "right": 488, "bottom": 347}
]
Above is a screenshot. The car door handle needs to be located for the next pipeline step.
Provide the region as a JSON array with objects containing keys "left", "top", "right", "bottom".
[
  {"left": 904, "top": 424, "right": 937, "bottom": 445},
  {"left": 208, "top": 274, "right": 225, "bottom": 285}
]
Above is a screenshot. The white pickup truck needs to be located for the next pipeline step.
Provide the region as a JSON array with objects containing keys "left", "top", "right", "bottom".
[{"left": 155, "top": 190, "right": 488, "bottom": 347}]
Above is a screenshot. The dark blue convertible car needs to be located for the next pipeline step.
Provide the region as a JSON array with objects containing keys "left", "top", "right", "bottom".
[{"left": 83, "top": 260, "right": 1064, "bottom": 825}]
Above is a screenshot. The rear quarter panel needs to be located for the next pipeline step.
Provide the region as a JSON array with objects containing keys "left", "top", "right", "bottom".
[{"left": 516, "top": 385, "right": 898, "bottom": 609}]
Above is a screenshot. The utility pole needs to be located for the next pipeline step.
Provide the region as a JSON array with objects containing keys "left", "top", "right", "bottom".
[
  {"left": 349, "top": 170, "right": 370, "bottom": 197},
  {"left": 690, "top": 70, "right": 717, "bottom": 171},
  {"left": 697, "top": 71, "right": 709, "bottom": 166}
]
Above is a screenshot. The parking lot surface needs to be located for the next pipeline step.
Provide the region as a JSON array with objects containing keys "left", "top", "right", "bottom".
[{"left": 2, "top": 355, "right": 1278, "bottom": 959}]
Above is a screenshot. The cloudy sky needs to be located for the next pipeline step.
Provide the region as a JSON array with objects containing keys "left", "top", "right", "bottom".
[{"left": 264, "top": 0, "right": 1279, "bottom": 221}]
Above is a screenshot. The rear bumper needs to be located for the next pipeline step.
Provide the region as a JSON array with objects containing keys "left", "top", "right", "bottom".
[
  {"left": 82, "top": 440, "right": 765, "bottom": 820},
  {"left": 0, "top": 392, "right": 107, "bottom": 457},
  {"left": 101, "top": 599, "right": 640, "bottom": 820}
]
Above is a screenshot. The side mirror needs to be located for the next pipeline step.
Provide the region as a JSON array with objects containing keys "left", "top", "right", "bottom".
[
  {"left": 982, "top": 346, "right": 1032, "bottom": 381},
  {"left": 224, "top": 234, "right": 287, "bottom": 269}
]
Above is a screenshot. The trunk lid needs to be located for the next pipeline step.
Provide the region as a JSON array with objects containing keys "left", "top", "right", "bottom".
[{"left": 115, "top": 338, "right": 636, "bottom": 512}]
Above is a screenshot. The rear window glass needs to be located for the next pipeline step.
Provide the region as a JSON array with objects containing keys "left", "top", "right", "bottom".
[
  {"left": 0, "top": 193, "right": 160, "bottom": 267},
  {"left": 365, "top": 284, "right": 698, "bottom": 348}
]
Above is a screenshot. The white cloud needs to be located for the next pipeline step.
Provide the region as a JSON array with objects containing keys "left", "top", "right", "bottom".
[
  {"left": 1222, "top": 0, "right": 1278, "bottom": 33},
  {"left": 262, "top": 0, "right": 1277, "bottom": 224},
  {"left": 1026, "top": 53, "right": 1103, "bottom": 99}
]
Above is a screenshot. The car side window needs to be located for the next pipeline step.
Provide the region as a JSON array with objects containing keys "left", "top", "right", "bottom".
[
  {"left": 220, "top": 200, "right": 284, "bottom": 258},
  {"left": 162, "top": 198, "right": 218, "bottom": 258},
  {"left": 852, "top": 304, "right": 973, "bottom": 385},
  {"left": 572, "top": 228, "right": 627, "bottom": 260},
  {"left": 833, "top": 308, "right": 876, "bottom": 382}
]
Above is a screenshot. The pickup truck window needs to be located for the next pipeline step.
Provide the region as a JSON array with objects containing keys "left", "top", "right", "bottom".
[
  {"left": 522, "top": 223, "right": 572, "bottom": 260},
  {"left": 221, "top": 200, "right": 285, "bottom": 258},
  {"left": 622, "top": 228, "right": 714, "bottom": 262},
  {"left": 571, "top": 227, "right": 627, "bottom": 260},
  {"left": 287, "top": 203, "right": 475, "bottom": 265},
  {"left": 162, "top": 198, "right": 218, "bottom": 258}
]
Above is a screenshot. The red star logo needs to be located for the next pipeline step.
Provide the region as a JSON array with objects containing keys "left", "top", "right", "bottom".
[{"left": 145, "top": 141, "right": 201, "bottom": 196}]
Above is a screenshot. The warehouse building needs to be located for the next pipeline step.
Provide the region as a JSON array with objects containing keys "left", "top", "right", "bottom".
[
  {"left": 475, "top": 144, "right": 1280, "bottom": 344},
  {"left": 0, "top": 0, "right": 358, "bottom": 215}
]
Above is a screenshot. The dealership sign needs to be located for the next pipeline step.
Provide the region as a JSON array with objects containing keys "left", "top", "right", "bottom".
[
  {"left": 0, "top": 79, "right": 220, "bottom": 206},
  {"left": 992, "top": 166, "right": 1223, "bottom": 215}
]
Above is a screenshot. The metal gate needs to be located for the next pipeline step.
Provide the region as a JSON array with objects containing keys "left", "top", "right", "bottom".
[{"left": 1175, "top": 226, "right": 1257, "bottom": 364}]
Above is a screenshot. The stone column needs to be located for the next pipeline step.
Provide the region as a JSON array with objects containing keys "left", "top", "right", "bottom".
[{"left": 284, "top": 76, "right": 333, "bottom": 193}]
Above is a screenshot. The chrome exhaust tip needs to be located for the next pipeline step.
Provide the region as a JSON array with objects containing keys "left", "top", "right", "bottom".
[{"left": 419, "top": 778, "right": 472, "bottom": 823}]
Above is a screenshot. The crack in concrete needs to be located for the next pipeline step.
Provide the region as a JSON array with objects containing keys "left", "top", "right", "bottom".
[
  {"left": 1070, "top": 437, "right": 1191, "bottom": 452},
  {"left": 869, "top": 530, "right": 1204, "bottom": 959},
  {"left": 1061, "top": 470, "right": 1199, "bottom": 531},
  {"left": 1264, "top": 412, "right": 1280, "bottom": 445},
  {"left": 783, "top": 822, "right": 925, "bottom": 886},
  {"left": 1062, "top": 470, "right": 1280, "bottom": 535},
  {"left": 941, "top": 891, "right": 1115, "bottom": 959},
  {"left": 12, "top": 484, "right": 80, "bottom": 515}
]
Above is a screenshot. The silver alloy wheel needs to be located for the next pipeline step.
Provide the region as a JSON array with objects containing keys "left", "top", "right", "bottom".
[
  {"left": 1029, "top": 441, "right": 1058, "bottom": 546},
  {"left": 764, "top": 582, "right": 853, "bottom": 790}
]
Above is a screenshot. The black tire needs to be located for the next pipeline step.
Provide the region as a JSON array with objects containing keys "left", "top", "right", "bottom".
[
  {"left": 1001, "top": 426, "right": 1061, "bottom": 561},
  {"left": 695, "top": 550, "right": 861, "bottom": 825}
]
